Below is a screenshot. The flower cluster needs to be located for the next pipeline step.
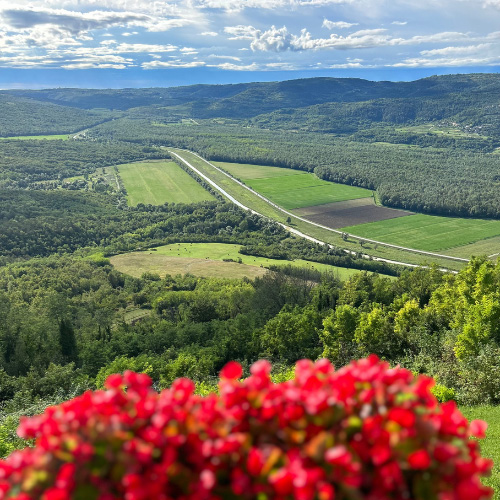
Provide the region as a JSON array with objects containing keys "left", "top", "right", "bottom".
[{"left": 0, "top": 355, "right": 493, "bottom": 500}]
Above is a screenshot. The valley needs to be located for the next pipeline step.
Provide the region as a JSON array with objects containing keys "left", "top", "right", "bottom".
[{"left": 1, "top": 74, "right": 500, "bottom": 495}]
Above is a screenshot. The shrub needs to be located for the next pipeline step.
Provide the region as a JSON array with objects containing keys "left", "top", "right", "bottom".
[{"left": 0, "top": 356, "right": 493, "bottom": 500}]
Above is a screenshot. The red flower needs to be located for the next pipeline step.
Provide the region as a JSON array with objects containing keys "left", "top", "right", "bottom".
[
  {"left": 408, "top": 449, "right": 431, "bottom": 470},
  {"left": 220, "top": 361, "right": 243, "bottom": 380}
]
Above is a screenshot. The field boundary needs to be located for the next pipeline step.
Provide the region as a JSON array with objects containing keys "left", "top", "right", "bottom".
[{"left": 170, "top": 149, "right": 468, "bottom": 264}]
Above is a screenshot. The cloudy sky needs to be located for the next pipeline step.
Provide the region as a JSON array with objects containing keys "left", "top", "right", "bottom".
[{"left": 0, "top": 0, "right": 499, "bottom": 88}]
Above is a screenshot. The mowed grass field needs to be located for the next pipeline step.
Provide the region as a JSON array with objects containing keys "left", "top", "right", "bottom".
[
  {"left": 342, "top": 214, "right": 500, "bottom": 252},
  {"left": 117, "top": 161, "right": 214, "bottom": 206},
  {"left": 215, "top": 162, "right": 372, "bottom": 210},
  {"left": 110, "top": 243, "right": 384, "bottom": 280},
  {"left": 461, "top": 406, "right": 500, "bottom": 497}
]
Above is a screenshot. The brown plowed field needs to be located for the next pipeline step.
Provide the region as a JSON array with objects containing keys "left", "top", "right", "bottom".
[{"left": 293, "top": 198, "right": 414, "bottom": 229}]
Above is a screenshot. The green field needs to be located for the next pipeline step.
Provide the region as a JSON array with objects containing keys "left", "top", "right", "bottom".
[
  {"left": 461, "top": 406, "right": 500, "bottom": 497},
  {"left": 215, "top": 162, "right": 306, "bottom": 180},
  {"left": 110, "top": 243, "right": 385, "bottom": 280},
  {"left": 216, "top": 161, "right": 372, "bottom": 210},
  {"left": 342, "top": 214, "right": 500, "bottom": 252},
  {"left": 0, "top": 134, "right": 71, "bottom": 140},
  {"left": 117, "top": 161, "right": 214, "bottom": 206}
]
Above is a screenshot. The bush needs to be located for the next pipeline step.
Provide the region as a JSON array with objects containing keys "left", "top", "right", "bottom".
[{"left": 0, "top": 356, "right": 493, "bottom": 500}]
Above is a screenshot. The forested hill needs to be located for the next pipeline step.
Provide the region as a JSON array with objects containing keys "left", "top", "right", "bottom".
[
  {"left": 5, "top": 73, "right": 498, "bottom": 112},
  {"left": 0, "top": 94, "right": 112, "bottom": 137},
  {"left": 5, "top": 73, "right": 499, "bottom": 138}
]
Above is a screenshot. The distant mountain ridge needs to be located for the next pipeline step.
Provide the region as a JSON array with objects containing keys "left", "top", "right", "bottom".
[{"left": 4, "top": 74, "right": 499, "bottom": 139}]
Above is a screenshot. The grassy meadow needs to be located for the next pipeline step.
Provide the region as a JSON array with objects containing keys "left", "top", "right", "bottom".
[
  {"left": 110, "top": 242, "right": 384, "bottom": 280},
  {"left": 216, "top": 161, "right": 372, "bottom": 209},
  {"left": 117, "top": 161, "right": 214, "bottom": 206}
]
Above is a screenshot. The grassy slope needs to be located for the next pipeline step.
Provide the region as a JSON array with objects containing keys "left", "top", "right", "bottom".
[
  {"left": 216, "top": 161, "right": 372, "bottom": 209},
  {"left": 461, "top": 406, "right": 500, "bottom": 497},
  {"left": 110, "top": 243, "right": 385, "bottom": 280},
  {"left": 342, "top": 214, "right": 500, "bottom": 252},
  {"left": 117, "top": 161, "right": 214, "bottom": 206}
]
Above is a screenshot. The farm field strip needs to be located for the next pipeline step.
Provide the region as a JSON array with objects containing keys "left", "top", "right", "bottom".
[
  {"left": 217, "top": 161, "right": 372, "bottom": 209},
  {"left": 110, "top": 243, "right": 386, "bottom": 280},
  {"left": 117, "top": 161, "right": 214, "bottom": 206},
  {"left": 169, "top": 149, "right": 467, "bottom": 269},
  {"left": 294, "top": 198, "right": 414, "bottom": 229},
  {"left": 342, "top": 214, "right": 500, "bottom": 252}
]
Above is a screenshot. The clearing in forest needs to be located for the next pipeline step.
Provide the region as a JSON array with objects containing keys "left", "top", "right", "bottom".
[
  {"left": 110, "top": 243, "right": 381, "bottom": 280},
  {"left": 117, "top": 161, "right": 214, "bottom": 206},
  {"left": 342, "top": 214, "right": 500, "bottom": 252},
  {"left": 215, "top": 161, "right": 372, "bottom": 210}
]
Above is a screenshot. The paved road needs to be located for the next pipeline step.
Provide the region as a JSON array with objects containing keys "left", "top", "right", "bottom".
[{"left": 169, "top": 149, "right": 458, "bottom": 273}]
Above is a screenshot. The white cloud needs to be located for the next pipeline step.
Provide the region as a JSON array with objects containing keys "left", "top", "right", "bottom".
[
  {"left": 391, "top": 21, "right": 407, "bottom": 25},
  {"left": 112, "top": 42, "right": 177, "bottom": 53},
  {"left": 62, "top": 62, "right": 126, "bottom": 68},
  {"left": 121, "top": 31, "right": 138, "bottom": 36},
  {"left": 208, "top": 54, "right": 241, "bottom": 61},
  {"left": 0, "top": 8, "right": 151, "bottom": 35},
  {"left": 483, "top": 0, "right": 500, "bottom": 7},
  {"left": 392, "top": 54, "right": 500, "bottom": 67},
  {"left": 197, "top": 0, "right": 353, "bottom": 10},
  {"left": 250, "top": 26, "right": 291, "bottom": 52},
  {"left": 212, "top": 61, "right": 259, "bottom": 70},
  {"left": 226, "top": 23, "right": 479, "bottom": 54},
  {"left": 399, "top": 31, "right": 470, "bottom": 45},
  {"left": 420, "top": 43, "right": 491, "bottom": 56},
  {"left": 142, "top": 59, "right": 206, "bottom": 69},
  {"left": 322, "top": 19, "right": 358, "bottom": 29},
  {"left": 201, "top": 31, "right": 218, "bottom": 36},
  {"left": 224, "top": 25, "right": 259, "bottom": 40}
]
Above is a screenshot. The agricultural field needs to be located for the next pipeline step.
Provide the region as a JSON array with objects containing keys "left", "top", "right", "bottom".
[
  {"left": 342, "top": 214, "right": 500, "bottom": 252},
  {"left": 216, "top": 161, "right": 372, "bottom": 210},
  {"left": 0, "top": 134, "right": 71, "bottom": 140},
  {"left": 117, "top": 161, "right": 214, "bottom": 206},
  {"left": 294, "top": 198, "right": 413, "bottom": 229},
  {"left": 110, "top": 242, "right": 380, "bottom": 280}
]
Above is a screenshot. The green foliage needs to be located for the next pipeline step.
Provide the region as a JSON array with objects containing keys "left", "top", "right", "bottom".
[{"left": 0, "top": 94, "right": 111, "bottom": 137}]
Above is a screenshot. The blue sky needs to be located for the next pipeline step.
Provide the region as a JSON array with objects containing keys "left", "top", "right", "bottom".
[{"left": 0, "top": 0, "right": 499, "bottom": 88}]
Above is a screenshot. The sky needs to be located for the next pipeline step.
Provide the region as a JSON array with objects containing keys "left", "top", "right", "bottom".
[{"left": 0, "top": 0, "right": 499, "bottom": 88}]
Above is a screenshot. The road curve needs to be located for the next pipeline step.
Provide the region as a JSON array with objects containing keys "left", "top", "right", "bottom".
[{"left": 169, "top": 149, "right": 458, "bottom": 273}]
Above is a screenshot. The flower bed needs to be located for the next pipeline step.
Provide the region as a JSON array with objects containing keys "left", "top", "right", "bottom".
[{"left": 0, "top": 355, "right": 493, "bottom": 500}]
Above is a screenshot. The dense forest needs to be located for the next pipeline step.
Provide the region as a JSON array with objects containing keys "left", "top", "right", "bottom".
[{"left": 87, "top": 120, "right": 500, "bottom": 218}]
